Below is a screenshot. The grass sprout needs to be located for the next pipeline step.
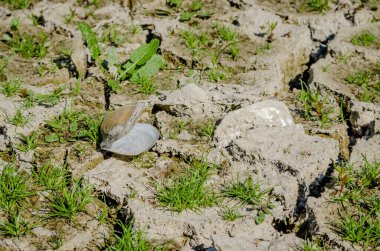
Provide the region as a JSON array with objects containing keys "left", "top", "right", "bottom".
[
  {"left": 157, "top": 161, "right": 216, "bottom": 212},
  {"left": 106, "top": 220, "right": 152, "bottom": 251},
  {"left": 221, "top": 206, "right": 242, "bottom": 221},
  {"left": 0, "top": 211, "right": 34, "bottom": 237},
  {"left": 297, "top": 81, "right": 333, "bottom": 127},
  {"left": 1, "top": 78, "right": 22, "bottom": 97},
  {"left": 46, "top": 178, "right": 93, "bottom": 220},
  {"left": 0, "top": 165, "right": 34, "bottom": 211},
  {"left": 351, "top": 31, "right": 376, "bottom": 47},
  {"left": 16, "top": 131, "right": 38, "bottom": 152}
]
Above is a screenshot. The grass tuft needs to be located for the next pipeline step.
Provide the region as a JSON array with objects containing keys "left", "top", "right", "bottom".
[
  {"left": 351, "top": 31, "right": 376, "bottom": 47},
  {"left": 157, "top": 161, "right": 216, "bottom": 212},
  {"left": 16, "top": 131, "right": 38, "bottom": 152},
  {"left": 297, "top": 81, "right": 333, "bottom": 127},
  {"left": 4, "top": 32, "right": 48, "bottom": 58},
  {"left": 0, "top": 165, "right": 34, "bottom": 211},
  {"left": 106, "top": 220, "right": 152, "bottom": 251},
  {"left": 46, "top": 178, "right": 93, "bottom": 220},
  {"left": 332, "top": 156, "right": 380, "bottom": 249},
  {"left": 0, "top": 210, "right": 34, "bottom": 237},
  {"left": 223, "top": 177, "right": 271, "bottom": 206},
  {"left": 1, "top": 78, "right": 22, "bottom": 97},
  {"left": 346, "top": 62, "right": 380, "bottom": 102},
  {"left": 221, "top": 206, "right": 242, "bottom": 221}
]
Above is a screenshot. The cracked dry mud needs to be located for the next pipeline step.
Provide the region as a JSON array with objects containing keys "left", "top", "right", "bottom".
[{"left": 0, "top": 0, "right": 380, "bottom": 250}]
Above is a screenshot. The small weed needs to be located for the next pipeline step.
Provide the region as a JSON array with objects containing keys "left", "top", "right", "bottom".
[
  {"left": 4, "top": 32, "right": 48, "bottom": 58},
  {"left": 299, "top": 0, "right": 329, "bottom": 12},
  {"left": 32, "top": 163, "right": 69, "bottom": 190},
  {"left": 106, "top": 220, "right": 152, "bottom": 251},
  {"left": 77, "top": 0, "right": 100, "bottom": 7},
  {"left": 96, "top": 207, "right": 109, "bottom": 224},
  {"left": 221, "top": 206, "right": 242, "bottom": 221},
  {"left": 136, "top": 75, "right": 156, "bottom": 95},
  {"left": 297, "top": 81, "right": 333, "bottom": 127},
  {"left": 300, "top": 238, "right": 329, "bottom": 251},
  {"left": 223, "top": 177, "right": 273, "bottom": 224},
  {"left": 0, "top": 211, "right": 33, "bottom": 237},
  {"left": 65, "top": 7, "right": 76, "bottom": 25},
  {"left": 216, "top": 25, "right": 238, "bottom": 42},
  {"left": 10, "top": 17, "right": 20, "bottom": 31},
  {"left": 190, "top": 0, "right": 203, "bottom": 11},
  {"left": 265, "top": 22, "right": 277, "bottom": 40},
  {"left": 1, "top": 78, "right": 22, "bottom": 97},
  {"left": 167, "top": 0, "right": 183, "bottom": 8},
  {"left": 332, "top": 156, "right": 380, "bottom": 249},
  {"left": 0, "top": 165, "right": 34, "bottom": 211},
  {"left": 181, "top": 30, "right": 199, "bottom": 54},
  {"left": 44, "top": 107, "right": 101, "bottom": 144},
  {"left": 334, "top": 161, "right": 352, "bottom": 193},
  {"left": 346, "top": 62, "right": 380, "bottom": 102},
  {"left": 322, "top": 64, "right": 330, "bottom": 72},
  {"left": 198, "top": 122, "right": 215, "bottom": 139},
  {"left": 131, "top": 25, "right": 142, "bottom": 35},
  {"left": 157, "top": 161, "right": 216, "bottom": 212},
  {"left": 101, "top": 24, "right": 124, "bottom": 46},
  {"left": 29, "top": 14, "right": 41, "bottom": 27},
  {"left": 49, "top": 234, "right": 64, "bottom": 250},
  {"left": 7, "top": 107, "right": 30, "bottom": 127},
  {"left": 169, "top": 120, "right": 188, "bottom": 140},
  {"left": 71, "top": 78, "right": 81, "bottom": 96},
  {"left": 228, "top": 43, "right": 239, "bottom": 61},
  {"left": 3, "top": 0, "right": 30, "bottom": 9},
  {"left": 255, "top": 42, "right": 273, "bottom": 55},
  {"left": 26, "top": 87, "right": 64, "bottom": 107},
  {"left": 179, "top": 12, "right": 194, "bottom": 22},
  {"left": 208, "top": 68, "right": 227, "bottom": 82},
  {"left": 336, "top": 54, "right": 350, "bottom": 64},
  {"left": 223, "top": 177, "right": 271, "bottom": 207},
  {"left": 46, "top": 178, "right": 93, "bottom": 220},
  {"left": 351, "top": 31, "right": 376, "bottom": 46},
  {"left": 16, "top": 131, "right": 38, "bottom": 152},
  {"left": 337, "top": 211, "right": 376, "bottom": 247},
  {"left": 360, "top": 156, "right": 380, "bottom": 188},
  {"left": 0, "top": 57, "right": 7, "bottom": 73},
  {"left": 75, "top": 143, "right": 87, "bottom": 161}
]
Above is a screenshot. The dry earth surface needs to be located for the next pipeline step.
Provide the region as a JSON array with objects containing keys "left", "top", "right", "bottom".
[{"left": 0, "top": 0, "right": 379, "bottom": 250}]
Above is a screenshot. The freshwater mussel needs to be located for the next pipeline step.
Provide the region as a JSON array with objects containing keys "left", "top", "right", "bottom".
[{"left": 100, "top": 102, "right": 159, "bottom": 156}]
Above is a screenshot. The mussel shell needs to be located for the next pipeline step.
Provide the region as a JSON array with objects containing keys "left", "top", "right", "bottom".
[
  {"left": 100, "top": 103, "right": 146, "bottom": 147},
  {"left": 101, "top": 123, "right": 159, "bottom": 156}
]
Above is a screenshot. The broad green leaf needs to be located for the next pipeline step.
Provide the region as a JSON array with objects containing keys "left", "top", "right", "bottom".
[
  {"left": 118, "top": 39, "right": 160, "bottom": 80},
  {"left": 78, "top": 22, "right": 100, "bottom": 60},
  {"left": 130, "top": 39, "right": 160, "bottom": 66},
  {"left": 130, "top": 54, "right": 164, "bottom": 83},
  {"left": 121, "top": 61, "right": 136, "bottom": 75},
  {"left": 45, "top": 134, "right": 58, "bottom": 143}
]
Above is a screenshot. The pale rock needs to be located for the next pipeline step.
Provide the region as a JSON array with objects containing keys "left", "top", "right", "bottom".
[
  {"left": 84, "top": 158, "right": 153, "bottom": 203},
  {"left": 350, "top": 135, "right": 380, "bottom": 166},
  {"left": 268, "top": 233, "right": 303, "bottom": 251},
  {"left": 349, "top": 101, "right": 379, "bottom": 137},
  {"left": 213, "top": 100, "right": 294, "bottom": 148},
  {"left": 156, "top": 84, "right": 215, "bottom": 117}
]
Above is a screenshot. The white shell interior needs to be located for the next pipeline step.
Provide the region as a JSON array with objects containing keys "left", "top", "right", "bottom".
[{"left": 101, "top": 123, "right": 160, "bottom": 156}]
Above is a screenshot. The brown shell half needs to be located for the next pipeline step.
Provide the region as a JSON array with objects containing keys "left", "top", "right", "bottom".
[{"left": 100, "top": 102, "right": 146, "bottom": 147}]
